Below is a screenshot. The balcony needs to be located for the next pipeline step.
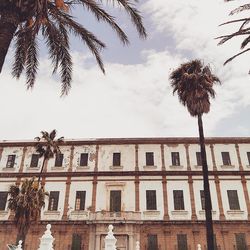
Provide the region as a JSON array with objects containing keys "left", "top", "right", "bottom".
[{"left": 89, "top": 211, "right": 141, "bottom": 222}]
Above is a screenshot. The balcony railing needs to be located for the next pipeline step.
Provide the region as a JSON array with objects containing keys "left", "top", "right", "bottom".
[{"left": 89, "top": 211, "right": 141, "bottom": 221}]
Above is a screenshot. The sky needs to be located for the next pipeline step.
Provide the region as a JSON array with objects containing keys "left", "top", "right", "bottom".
[{"left": 0, "top": 0, "right": 250, "bottom": 140}]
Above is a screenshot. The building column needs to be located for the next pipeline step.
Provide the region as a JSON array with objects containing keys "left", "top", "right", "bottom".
[
  {"left": 184, "top": 144, "right": 191, "bottom": 171},
  {"left": 91, "top": 145, "right": 99, "bottom": 212},
  {"left": 215, "top": 176, "right": 225, "bottom": 220},
  {"left": 241, "top": 176, "right": 250, "bottom": 220},
  {"left": 95, "top": 234, "right": 101, "bottom": 250},
  {"left": 62, "top": 177, "right": 71, "bottom": 220},
  {"left": 18, "top": 146, "right": 27, "bottom": 173},
  {"left": 210, "top": 144, "right": 217, "bottom": 171},
  {"left": 129, "top": 234, "right": 134, "bottom": 250},
  {"left": 135, "top": 144, "right": 140, "bottom": 212},
  {"left": 162, "top": 176, "right": 169, "bottom": 220},
  {"left": 188, "top": 176, "right": 197, "bottom": 220},
  {"left": 235, "top": 144, "right": 244, "bottom": 171},
  {"left": 135, "top": 144, "right": 139, "bottom": 171}
]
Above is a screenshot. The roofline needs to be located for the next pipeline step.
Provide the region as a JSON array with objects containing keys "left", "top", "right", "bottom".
[{"left": 0, "top": 137, "right": 250, "bottom": 147}]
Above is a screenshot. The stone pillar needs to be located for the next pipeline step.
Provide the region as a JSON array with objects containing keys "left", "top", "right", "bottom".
[
  {"left": 241, "top": 176, "right": 250, "bottom": 220},
  {"left": 105, "top": 225, "right": 117, "bottom": 250},
  {"left": 95, "top": 234, "right": 101, "bottom": 250},
  {"left": 62, "top": 176, "right": 71, "bottom": 220},
  {"left": 184, "top": 144, "right": 191, "bottom": 171},
  {"left": 162, "top": 176, "right": 169, "bottom": 220},
  {"left": 188, "top": 176, "right": 197, "bottom": 220},
  {"left": 210, "top": 144, "right": 217, "bottom": 171},
  {"left": 128, "top": 234, "right": 134, "bottom": 250},
  {"left": 135, "top": 144, "right": 140, "bottom": 211},
  {"left": 91, "top": 145, "right": 99, "bottom": 212},
  {"left": 19, "top": 146, "right": 27, "bottom": 173},
  {"left": 214, "top": 176, "right": 225, "bottom": 220},
  {"left": 38, "top": 224, "right": 54, "bottom": 250},
  {"left": 235, "top": 144, "right": 244, "bottom": 171}
]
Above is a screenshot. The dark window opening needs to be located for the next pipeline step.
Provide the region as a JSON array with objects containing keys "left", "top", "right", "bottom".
[
  {"left": 177, "top": 234, "right": 188, "bottom": 250},
  {"left": 113, "top": 153, "right": 121, "bottom": 166},
  {"left": 227, "top": 190, "right": 240, "bottom": 210},
  {"left": 48, "top": 191, "right": 59, "bottom": 211},
  {"left": 146, "top": 190, "right": 157, "bottom": 210},
  {"left": 147, "top": 234, "right": 158, "bottom": 250},
  {"left": 247, "top": 152, "right": 250, "bottom": 165},
  {"left": 6, "top": 155, "right": 16, "bottom": 168},
  {"left": 200, "top": 190, "right": 205, "bottom": 210},
  {"left": 235, "top": 233, "right": 247, "bottom": 250},
  {"left": 75, "top": 191, "right": 86, "bottom": 211},
  {"left": 171, "top": 152, "right": 180, "bottom": 166},
  {"left": 0, "top": 192, "right": 8, "bottom": 210},
  {"left": 222, "top": 152, "right": 231, "bottom": 165},
  {"left": 196, "top": 152, "right": 202, "bottom": 166},
  {"left": 80, "top": 153, "right": 88, "bottom": 166},
  {"left": 146, "top": 152, "right": 154, "bottom": 166},
  {"left": 71, "top": 234, "right": 82, "bottom": 250},
  {"left": 30, "top": 154, "right": 39, "bottom": 168},
  {"left": 110, "top": 190, "right": 121, "bottom": 212},
  {"left": 55, "top": 154, "right": 63, "bottom": 167},
  {"left": 174, "top": 190, "right": 185, "bottom": 210}
]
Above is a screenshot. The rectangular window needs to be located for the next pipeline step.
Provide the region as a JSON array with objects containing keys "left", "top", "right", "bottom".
[
  {"left": 48, "top": 191, "right": 59, "bottom": 211},
  {"left": 171, "top": 152, "right": 180, "bottom": 166},
  {"left": 247, "top": 152, "right": 250, "bottom": 165},
  {"left": 196, "top": 152, "right": 202, "bottom": 166},
  {"left": 227, "top": 190, "right": 240, "bottom": 210},
  {"left": 235, "top": 233, "right": 247, "bottom": 250},
  {"left": 110, "top": 190, "right": 121, "bottom": 212},
  {"left": 113, "top": 153, "right": 121, "bottom": 166},
  {"left": 0, "top": 192, "right": 8, "bottom": 210},
  {"left": 221, "top": 152, "right": 231, "bottom": 165},
  {"left": 75, "top": 191, "right": 86, "bottom": 211},
  {"left": 55, "top": 154, "right": 63, "bottom": 167},
  {"left": 80, "top": 153, "right": 88, "bottom": 166},
  {"left": 200, "top": 190, "right": 205, "bottom": 210},
  {"left": 146, "top": 190, "right": 157, "bottom": 210},
  {"left": 147, "top": 234, "right": 158, "bottom": 250},
  {"left": 173, "top": 190, "right": 185, "bottom": 210},
  {"left": 30, "top": 154, "right": 39, "bottom": 168},
  {"left": 177, "top": 234, "right": 188, "bottom": 250},
  {"left": 146, "top": 152, "right": 154, "bottom": 166},
  {"left": 71, "top": 234, "right": 82, "bottom": 250},
  {"left": 6, "top": 155, "right": 16, "bottom": 168}
]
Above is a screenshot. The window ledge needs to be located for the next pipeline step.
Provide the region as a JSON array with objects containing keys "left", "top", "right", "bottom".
[
  {"left": 2, "top": 167, "right": 15, "bottom": 171},
  {"left": 199, "top": 210, "right": 217, "bottom": 215},
  {"left": 220, "top": 165, "right": 235, "bottom": 169},
  {"left": 76, "top": 166, "right": 90, "bottom": 170},
  {"left": 227, "top": 210, "right": 244, "bottom": 215},
  {"left": 194, "top": 165, "right": 202, "bottom": 169},
  {"left": 143, "top": 165, "right": 157, "bottom": 170},
  {"left": 26, "top": 167, "right": 40, "bottom": 171},
  {"left": 143, "top": 210, "right": 160, "bottom": 216},
  {"left": 51, "top": 167, "right": 65, "bottom": 171},
  {"left": 110, "top": 165, "right": 123, "bottom": 170},
  {"left": 43, "top": 210, "right": 60, "bottom": 220},
  {"left": 169, "top": 165, "right": 184, "bottom": 169},
  {"left": 69, "top": 210, "right": 88, "bottom": 220},
  {"left": 44, "top": 210, "right": 60, "bottom": 215},
  {"left": 171, "top": 210, "right": 188, "bottom": 215}
]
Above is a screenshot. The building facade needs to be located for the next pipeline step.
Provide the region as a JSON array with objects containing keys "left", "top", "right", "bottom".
[{"left": 0, "top": 137, "right": 250, "bottom": 250}]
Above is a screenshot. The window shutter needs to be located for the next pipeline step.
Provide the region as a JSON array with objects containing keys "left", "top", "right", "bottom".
[
  {"left": 146, "top": 152, "right": 154, "bottom": 166},
  {"left": 55, "top": 153, "right": 64, "bottom": 167},
  {"left": 110, "top": 190, "right": 121, "bottom": 212},
  {"left": 75, "top": 191, "right": 86, "bottom": 210},
  {"left": 196, "top": 152, "right": 202, "bottom": 166},
  {"left": 177, "top": 234, "right": 188, "bottom": 250},
  {"left": 174, "top": 190, "right": 185, "bottom": 210},
  {"left": 80, "top": 153, "right": 88, "bottom": 166},
  {"left": 147, "top": 234, "right": 158, "bottom": 250},
  {"left": 221, "top": 152, "right": 231, "bottom": 165},
  {"left": 235, "top": 233, "right": 247, "bottom": 250},
  {"left": 227, "top": 190, "right": 240, "bottom": 210},
  {"left": 113, "top": 153, "right": 121, "bottom": 166},
  {"left": 0, "top": 192, "right": 8, "bottom": 210},
  {"left": 30, "top": 154, "right": 39, "bottom": 168},
  {"left": 48, "top": 191, "right": 59, "bottom": 211},
  {"left": 71, "top": 234, "right": 82, "bottom": 250},
  {"left": 6, "top": 155, "right": 16, "bottom": 168},
  {"left": 172, "top": 152, "right": 180, "bottom": 166},
  {"left": 146, "top": 190, "right": 157, "bottom": 210}
]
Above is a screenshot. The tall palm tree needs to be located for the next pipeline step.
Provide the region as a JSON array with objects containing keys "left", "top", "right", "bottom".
[
  {"left": 0, "top": 0, "right": 147, "bottom": 95},
  {"left": 8, "top": 177, "right": 48, "bottom": 248},
  {"left": 169, "top": 59, "right": 220, "bottom": 250},
  {"left": 217, "top": 1, "right": 250, "bottom": 70},
  {"left": 35, "top": 129, "right": 64, "bottom": 184}
]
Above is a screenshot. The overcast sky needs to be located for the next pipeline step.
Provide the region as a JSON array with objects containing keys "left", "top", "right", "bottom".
[{"left": 0, "top": 0, "right": 250, "bottom": 140}]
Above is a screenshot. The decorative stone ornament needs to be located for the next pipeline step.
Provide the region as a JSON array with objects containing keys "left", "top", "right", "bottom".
[
  {"left": 38, "top": 224, "right": 55, "bottom": 250},
  {"left": 197, "top": 244, "right": 202, "bottom": 250},
  {"left": 16, "top": 240, "right": 23, "bottom": 250},
  {"left": 136, "top": 241, "right": 140, "bottom": 250},
  {"left": 105, "top": 225, "right": 117, "bottom": 250}
]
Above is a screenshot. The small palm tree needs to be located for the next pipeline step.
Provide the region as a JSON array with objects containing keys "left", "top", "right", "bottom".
[
  {"left": 8, "top": 177, "right": 48, "bottom": 248},
  {"left": 169, "top": 59, "right": 220, "bottom": 250},
  {"left": 35, "top": 129, "right": 64, "bottom": 185},
  {"left": 0, "top": 0, "right": 147, "bottom": 95},
  {"left": 217, "top": 1, "right": 250, "bottom": 70}
]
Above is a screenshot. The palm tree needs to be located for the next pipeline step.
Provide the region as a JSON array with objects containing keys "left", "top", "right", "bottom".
[
  {"left": 169, "top": 59, "right": 220, "bottom": 250},
  {"left": 8, "top": 177, "right": 48, "bottom": 248},
  {"left": 0, "top": 0, "right": 147, "bottom": 95},
  {"left": 35, "top": 129, "right": 64, "bottom": 185},
  {"left": 217, "top": 1, "right": 250, "bottom": 70}
]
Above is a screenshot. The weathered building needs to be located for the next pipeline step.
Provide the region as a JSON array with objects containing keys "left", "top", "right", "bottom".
[{"left": 0, "top": 137, "right": 250, "bottom": 250}]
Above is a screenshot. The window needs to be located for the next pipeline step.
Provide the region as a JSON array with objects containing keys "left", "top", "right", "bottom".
[
  {"left": 75, "top": 191, "right": 86, "bottom": 211},
  {"left": 235, "top": 233, "right": 247, "bottom": 250},
  {"left": 147, "top": 234, "right": 158, "bottom": 250},
  {"left": 80, "top": 153, "right": 88, "bottom": 166},
  {"left": 221, "top": 152, "right": 231, "bottom": 165},
  {"left": 110, "top": 190, "right": 121, "bottom": 212},
  {"left": 247, "top": 152, "right": 250, "bottom": 165},
  {"left": 6, "top": 155, "right": 16, "bottom": 168},
  {"left": 112, "top": 153, "right": 121, "bottom": 166},
  {"left": 55, "top": 154, "right": 63, "bottom": 167},
  {"left": 48, "top": 191, "right": 59, "bottom": 211},
  {"left": 0, "top": 192, "right": 8, "bottom": 210},
  {"left": 146, "top": 190, "right": 157, "bottom": 210},
  {"left": 200, "top": 190, "right": 205, "bottom": 210},
  {"left": 196, "top": 152, "right": 202, "bottom": 166},
  {"left": 71, "top": 234, "right": 82, "bottom": 250},
  {"left": 177, "top": 234, "right": 188, "bottom": 250},
  {"left": 171, "top": 152, "right": 180, "bottom": 166},
  {"left": 30, "top": 154, "right": 39, "bottom": 168},
  {"left": 146, "top": 152, "right": 154, "bottom": 166},
  {"left": 173, "top": 190, "right": 185, "bottom": 210},
  {"left": 227, "top": 190, "right": 240, "bottom": 210}
]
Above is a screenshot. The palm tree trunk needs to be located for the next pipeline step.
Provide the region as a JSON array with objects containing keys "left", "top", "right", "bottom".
[
  {"left": 38, "top": 157, "right": 46, "bottom": 185},
  {"left": 0, "top": 12, "right": 19, "bottom": 73},
  {"left": 198, "top": 114, "right": 214, "bottom": 250}
]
